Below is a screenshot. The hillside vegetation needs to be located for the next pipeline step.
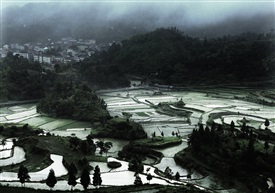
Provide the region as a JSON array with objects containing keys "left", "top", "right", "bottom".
[
  {"left": 87, "top": 28, "right": 275, "bottom": 85},
  {"left": 1, "top": 28, "right": 274, "bottom": 101},
  {"left": 0, "top": 53, "right": 48, "bottom": 100},
  {"left": 37, "top": 81, "right": 110, "bottom": 122},
  {"left": 0, "top": 52, "right": 129, "bottom": 101},
  {"left": 175, "top": 123, "right": 275, "bottom": 193}
]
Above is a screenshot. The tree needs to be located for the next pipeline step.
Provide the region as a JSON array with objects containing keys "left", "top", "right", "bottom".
[
  {"left": 175, "top": 172, "right": 180, "bottom": 181},
  {"left": 264, "top": 141, "right": 270, "bottom": 154},
  {"left": 211, "top": 121, "right": 216, "bottom": 132},
  {"left": 247, "top": 138, "right": 255, "bottom": 153},
  {"left": 68, "top": 172, "right": 77, "bottom": 191},
  {"left": 128, "top": 158, "right": 144, "bottom": 173},
  {"left": 54, "top": 64, "right": 61, "bottom": 73},
  {"left": 86, "top": 134, "right": 94, "bottom": 145},
  {"left": 69, "top": 136, "right": 81, "bottom": 150},
  {"left": 0, "top": 125, "right": 4, "bottom": 132},
  {"left": 96, "top": 141, "right": 113, "bottom": 156},
  {"left": 241, "top": 122, "right": 247, "bottom": 134},
  {"left": 198, "top": 124, "right": 204, "bottom": 135},
  {"left": 146, "top": 173, "right": 152, "bottom": 183},
  {"left": 164, "top": 166, "right": 173, "bottom": 179},
  {"left": 23, "top": 124, "right": 29, "bottom": 130},
  {"left": 67, "top": 162, "right": 77, "bottom": 191},
  {"left": 68, "top": 162, "right": 78, "bottom": 176},
  {"left": 80, "top": 141, "right": 95, "bottom": 155},
  {"left": 204, "top": 126, "right": 210, "bottom": 137},
  {"left": 187, "top": 173, "right": 192, "bottom": 181},
  {"left": 134, "top": 173, "right": 143, "bottom": 185},
  {"left": 265, "top": 119, "right": 270, "bottom": 128},
  {"left": 176, "top": 98, "right": 185, "bottom": 107},
  {"left": 79, "top": 157, "right": 89, "bottom": 168},
  {"left": 18, "top": 165, "right": 30, "bottom": 187},
  {"left": 245, "top": 138, "right": 256, "bottom": 162},
  {"left": 230, "top": 120, "right": 235, "bottom": 133},
  {"left": 92, "top": 165, "right": 102, "bottom": 188},
  {"left": 1, "top": 139, "right": 6, "bottom": 149},
  {"left": 122, "top": 112, "right": 132, "bottom": 122},
  {"left": 217, "top": 124, "right": 223, "bottom": 132},
  {"left": 80, "top": 168, "right": 90, "bottom": 191},
  {"left": 46, "top": 169, "right": 57, "bottom": 190}
]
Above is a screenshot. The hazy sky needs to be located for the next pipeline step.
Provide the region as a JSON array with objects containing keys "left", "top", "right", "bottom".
[
  {"left": 1, "top": 0, "right": 274, "bottom": 43},
  {"left": 2, "top": 0, "right": 274, "bottom": 24}
]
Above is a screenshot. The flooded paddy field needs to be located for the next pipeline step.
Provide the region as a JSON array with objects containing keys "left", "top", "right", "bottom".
[{"left": 0, "top": 87, "right": 274, "bottom": 192}]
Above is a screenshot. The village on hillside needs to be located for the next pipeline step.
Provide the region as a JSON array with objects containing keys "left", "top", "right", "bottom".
[{"left": 0, "top": 37, "right": 112, "bottom": 65}]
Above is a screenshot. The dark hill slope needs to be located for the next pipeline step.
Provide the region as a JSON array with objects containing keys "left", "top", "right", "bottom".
[{"left": 99, "top": 28, "right": 275, "bottom": 85}]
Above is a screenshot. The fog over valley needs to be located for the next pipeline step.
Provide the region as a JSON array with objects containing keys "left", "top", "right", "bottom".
[{"left": 1, "top": 1, "right": 274, "bottom": 43}]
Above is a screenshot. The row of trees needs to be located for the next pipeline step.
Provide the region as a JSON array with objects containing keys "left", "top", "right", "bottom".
[
  {"left": 17, "top": 164, "right": 102, "bottom": 191},
  {"left": 68, "top": 134, "right": 113, "bottom": 157},
  {"left": 133, "top": 167, "right": 185, "bottom": 186}
]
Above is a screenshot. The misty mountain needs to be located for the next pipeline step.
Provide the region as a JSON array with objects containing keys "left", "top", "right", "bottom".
[
  {"left": 2, "top": 2, "right": 274, "bottom": 44},
  {"left": 78, "top": 28, "right": 275, "bottom": 85}
]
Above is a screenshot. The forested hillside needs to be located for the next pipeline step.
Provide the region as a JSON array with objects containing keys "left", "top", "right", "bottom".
[
  {"left": 0, "top": 52, "right": 51, "bottom": 100},
  {"left": 37, "top": 82, "right": 110, "bottom": 121},
  {"left": 89, "top": 28, "right": 275, "bottom": 85},
  {"left": 175, "top": 123, "right": 275, "bottom": 192},
  {"left": 74, "top": 60, "right": 130, "bottom": 89},
  {"left": 0, "top": 52, "right": 130, "bottom": 101},
  {"left": 1, "top": 28, "right": 274, "bottom": 102}
]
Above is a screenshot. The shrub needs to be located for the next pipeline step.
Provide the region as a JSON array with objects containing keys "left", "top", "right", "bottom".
[{"left": 107, "top": 161, "right": 122, "bottom": 169}]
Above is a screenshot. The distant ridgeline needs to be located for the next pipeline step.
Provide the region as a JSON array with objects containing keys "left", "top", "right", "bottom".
[{"left": 91, "top": 28, "right": 275, "bottom": 85}]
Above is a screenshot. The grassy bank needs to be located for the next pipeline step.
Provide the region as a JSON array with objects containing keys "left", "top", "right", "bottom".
[{"left": 134, "top": 136, "right": 182, "bottom": 148}]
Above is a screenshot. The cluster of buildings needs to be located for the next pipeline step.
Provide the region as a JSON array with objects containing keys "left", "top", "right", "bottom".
[{"left": 0, "top": 37, "right": 111, "bottom": 65}]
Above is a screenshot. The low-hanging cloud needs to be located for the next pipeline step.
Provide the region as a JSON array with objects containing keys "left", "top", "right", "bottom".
[{"left": 1, "top": 1, "right": 274, "bottom": 43}]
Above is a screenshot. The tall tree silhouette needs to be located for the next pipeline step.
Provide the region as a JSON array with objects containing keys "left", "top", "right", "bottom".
[
  {"left": 67, "top": 162, "right": 77, "bottom": 191},
  {"left": 92, "top": 165, "right": 102, "bottom": 188},
  {"left": 46, "top": 169, "right": 57, "bottom": 190},
  {"left": 80, "top": 168, "right": 90, "bottom": 191},
  {"left": 230, "top": 120, "right": 235, "bottom": 133},
  {"left": 17, "top": 165, "right": 30, "bottom": 187},
  {"left": 68, "top": 172, "right": 77, "bottom": 191}
]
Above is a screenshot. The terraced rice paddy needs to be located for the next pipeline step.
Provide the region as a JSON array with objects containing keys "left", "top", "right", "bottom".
[{"left": 0, "top": 87, "right": 274, "bottom": 192}]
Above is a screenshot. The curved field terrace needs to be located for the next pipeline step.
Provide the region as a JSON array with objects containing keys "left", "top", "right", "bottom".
[{"left": 0, "top": 86, "right": 274, "bottom": 192}]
